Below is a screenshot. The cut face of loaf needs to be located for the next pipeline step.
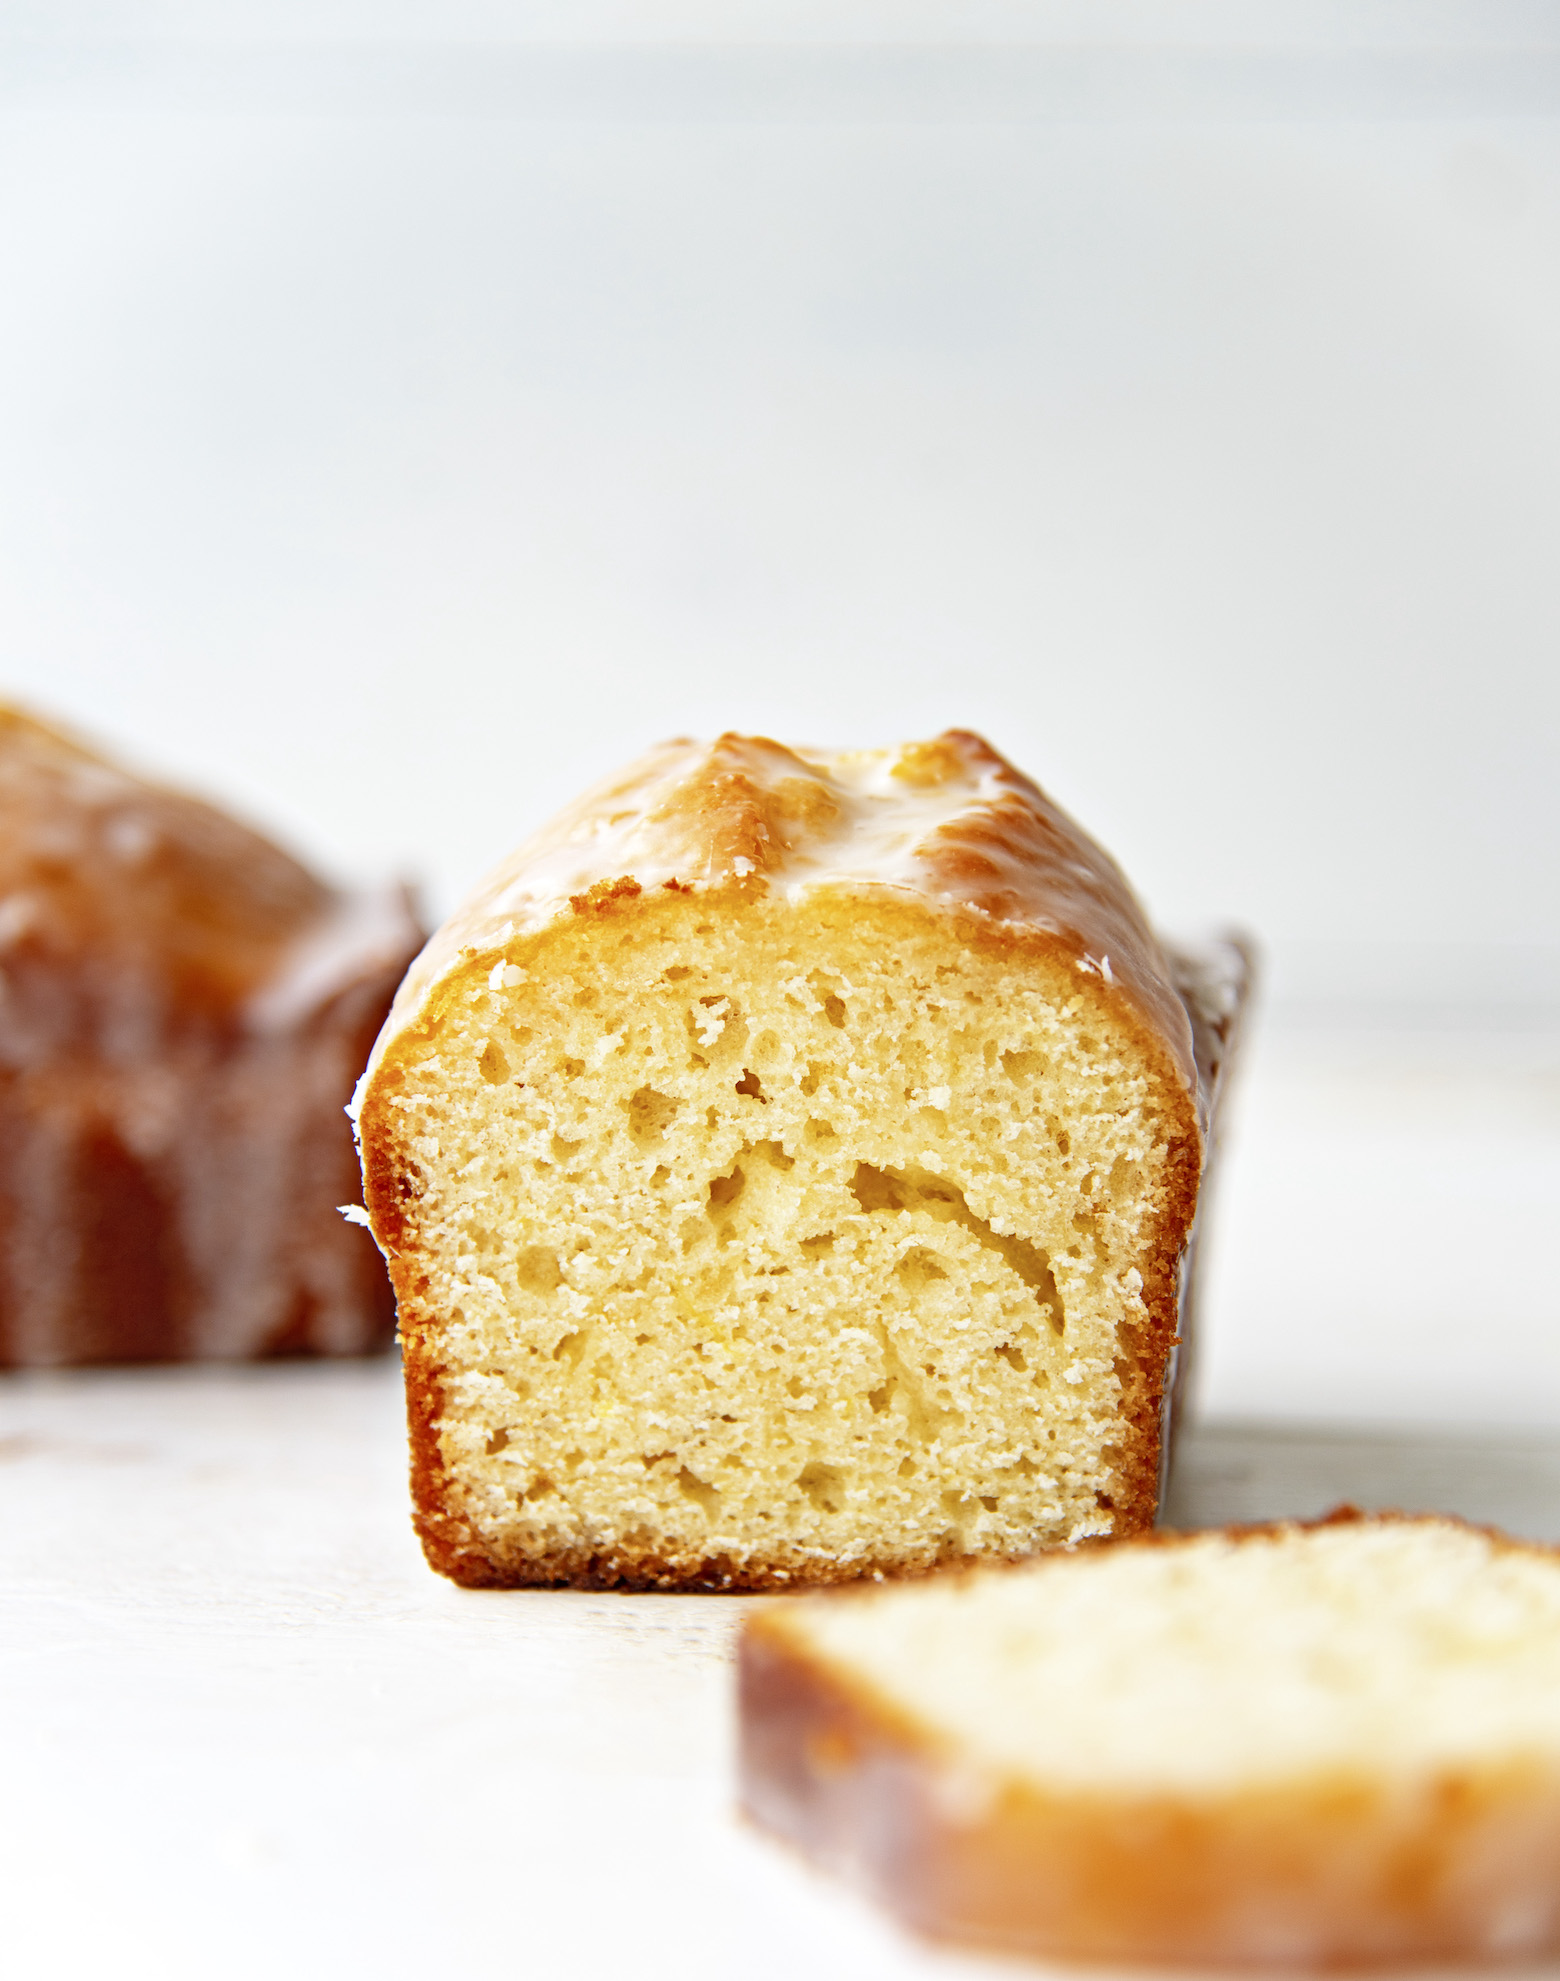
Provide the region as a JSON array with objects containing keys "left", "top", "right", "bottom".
[
  {"left": 359, "top": 732, "right": 1244, "bottom": 1589},
  {"left": 740, "top": 1513, "right": 1560, "bottom": 1967}
]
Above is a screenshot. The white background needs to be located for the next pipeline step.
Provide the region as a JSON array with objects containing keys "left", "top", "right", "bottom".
[
  {"left": 1, "top": 3, "right": 1558, "bottom": 1407},
  {"left": 4, "top": 14, "right": 1560, "bottom": 1980}
]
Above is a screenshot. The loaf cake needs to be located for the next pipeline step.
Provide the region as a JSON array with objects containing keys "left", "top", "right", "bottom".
[
  {"left": 740, "top": 1511, "right": 1560, "bottom": 1966},
  {"left": 357, "top": 730, "right": 1248, "bottom": 1589},
  {"left": 0, "top": 704, "right": 422, "bottom": 1365}
]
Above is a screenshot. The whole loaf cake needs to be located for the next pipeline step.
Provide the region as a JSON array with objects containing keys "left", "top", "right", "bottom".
[
  {"left": 357, "top": 730, "right": 1247, "bottom": 1589},
  {"left": 0, "top": 705, "right": 422, "bottom": 1365}
]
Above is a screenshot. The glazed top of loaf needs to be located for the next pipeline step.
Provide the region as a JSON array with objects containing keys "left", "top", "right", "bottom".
[
  {"left": 374, "top": 729, "right": 1202, "bottom": 1099},
  {"left": 0, "top": 704, "right": 419, "bottom": 1047}
]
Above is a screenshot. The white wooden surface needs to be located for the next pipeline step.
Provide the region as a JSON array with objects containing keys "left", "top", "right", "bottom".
[
  {"left": 4, "top": 997, "right": 1559, "bottom": 1979},
  {"left": 5, "top": 1354, "right": 1560, "bottom": 1981},
  {"left": 0, "top": 1357, "right": 990, "bottom": 1981}
]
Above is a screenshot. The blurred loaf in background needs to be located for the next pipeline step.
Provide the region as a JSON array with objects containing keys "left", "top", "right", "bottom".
[{"left": 0, "top": 705, "right": 422, "bottom": 1366}]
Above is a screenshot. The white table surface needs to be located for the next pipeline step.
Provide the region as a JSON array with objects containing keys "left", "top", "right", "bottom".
[{"left": 7, "top": 1356, "right": 1560, "bottom": 1981}]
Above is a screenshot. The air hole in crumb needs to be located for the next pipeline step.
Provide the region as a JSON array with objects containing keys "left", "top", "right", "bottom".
[
  {"left": 634, "top": 1333, "right": 653, "bottom": 1346},
  {"left": 797, "top": 1462, "right": 847, "bottom": 1513},
  {"left": 1107, "top": 1156, "right": 1137, "bottom": 1203},
  {"left": 551, "top": 1328, "right": 589, "bottom": 1367},
  {"left": 677, "top": 1466, "right": 720, "bottom": 1516},
  {"left": 663, "top": 965, "right": 693, "bottom": 982},
  {"left": 522, "top": 1477, "right": 555, "bottom": 1502},
  {"left": 625, "top": 1085, "right": 681, "bottom": 1146},
  {"left": 650, "top": 1165, "right": 670, "bottom": 1187},
  {"left": 561, "top": 1057, "right": 584, "bottom": 1078},
  {"left": 849, "top": 1162, "right": 1066, "bottom": 1334},
  {"left": 478, "top": 1039, "right": 509, "bottom": 1083},
  {"left": 551, "top": 1134, "right": 583, "bottom": 1163},
  {"left": 895, "top": 1246, "right": 948, "bottom": 1292},
  {"left": 706, "top": 1164, "right": 746, "bottom": 1220},
  {"left": 516, "top": 1247, "right": 562, "bottom": 1293},
  {"left": 996, "top": 1341, "right": 1027, "bottom": 1372},
  {"left": 897, "top": 1456, "right": 916, "bottom": 1477},
  {"left": 485, "top": 1428, "right": 510, "bottom": 1455},
  {"left": 979, "top": 1495, "right": 999, "bottom": 1512},
  {"left": 822, "top": 993, "right": 847, "bottom": 1028},
  {"left": 1001, "top": 1050, "right": 1042, "bottom": 1082},
  {"left": 799, "top": 1062, "right": 825, "bottom": 1097},
  {"left": 867, "top": 1379, "right": 895, "bottom": 1413},
  {"left": 734, "top": 1068, "right": 766, "bottom": 1101},
  {"left": 800, "top": 1232, "right": 836, "bottom": 1256},
  {"left": 804, "top": 1118, "right": 835, "bottom": 1143}
]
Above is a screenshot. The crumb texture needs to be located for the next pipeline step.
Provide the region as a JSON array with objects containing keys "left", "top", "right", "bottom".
[{"left": 370, "top": 884, "right": 1195, "bottom": 1586}]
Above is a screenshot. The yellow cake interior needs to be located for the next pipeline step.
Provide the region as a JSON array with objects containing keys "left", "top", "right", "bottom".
[{"left": 377, "top": 887, "right": 1188, "bottom": 1582}]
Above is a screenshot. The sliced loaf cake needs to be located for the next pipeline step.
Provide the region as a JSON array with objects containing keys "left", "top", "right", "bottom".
[{"left": 357, "top": 730, "right": 1247, "bottom": 1588}]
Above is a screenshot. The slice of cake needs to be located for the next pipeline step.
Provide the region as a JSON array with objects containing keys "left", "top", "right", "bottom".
[
  {"left": 357, "top": 730, "right": 1248, "bottom": 1589},
  {"left": 0, "top": 704, "right": 423, "bottom": 1365},
  {"left": 740, "top": 1513, "right": 1560, "bottom": 1967}
]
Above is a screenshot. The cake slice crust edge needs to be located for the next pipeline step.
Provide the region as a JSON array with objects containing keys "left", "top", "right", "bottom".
[{"left": 739, "top": 1512, "right": 1560, "bottom": 1967}]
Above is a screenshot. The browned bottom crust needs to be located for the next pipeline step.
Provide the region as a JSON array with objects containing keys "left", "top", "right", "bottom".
[{"left": 738, "top": 1582, "right": 1560, "bottom": 1967}]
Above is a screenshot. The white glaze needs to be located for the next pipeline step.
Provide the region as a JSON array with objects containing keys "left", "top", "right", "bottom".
[{"left": 373, "top": 737, "right": 1030, "bottom": 1070}]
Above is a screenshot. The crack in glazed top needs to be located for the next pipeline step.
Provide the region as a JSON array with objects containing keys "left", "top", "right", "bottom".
[{"left": 366, "top": 729, "right": 1198, "bottom": 1098}]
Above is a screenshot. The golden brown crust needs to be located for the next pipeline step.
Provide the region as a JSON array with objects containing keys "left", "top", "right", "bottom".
[
  {"left": 360, "top": 732, "right": 1245, "bottom": 1589},
  {"left": 739, "top": 1515, "right": 1560, "bottom": 1967}
]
